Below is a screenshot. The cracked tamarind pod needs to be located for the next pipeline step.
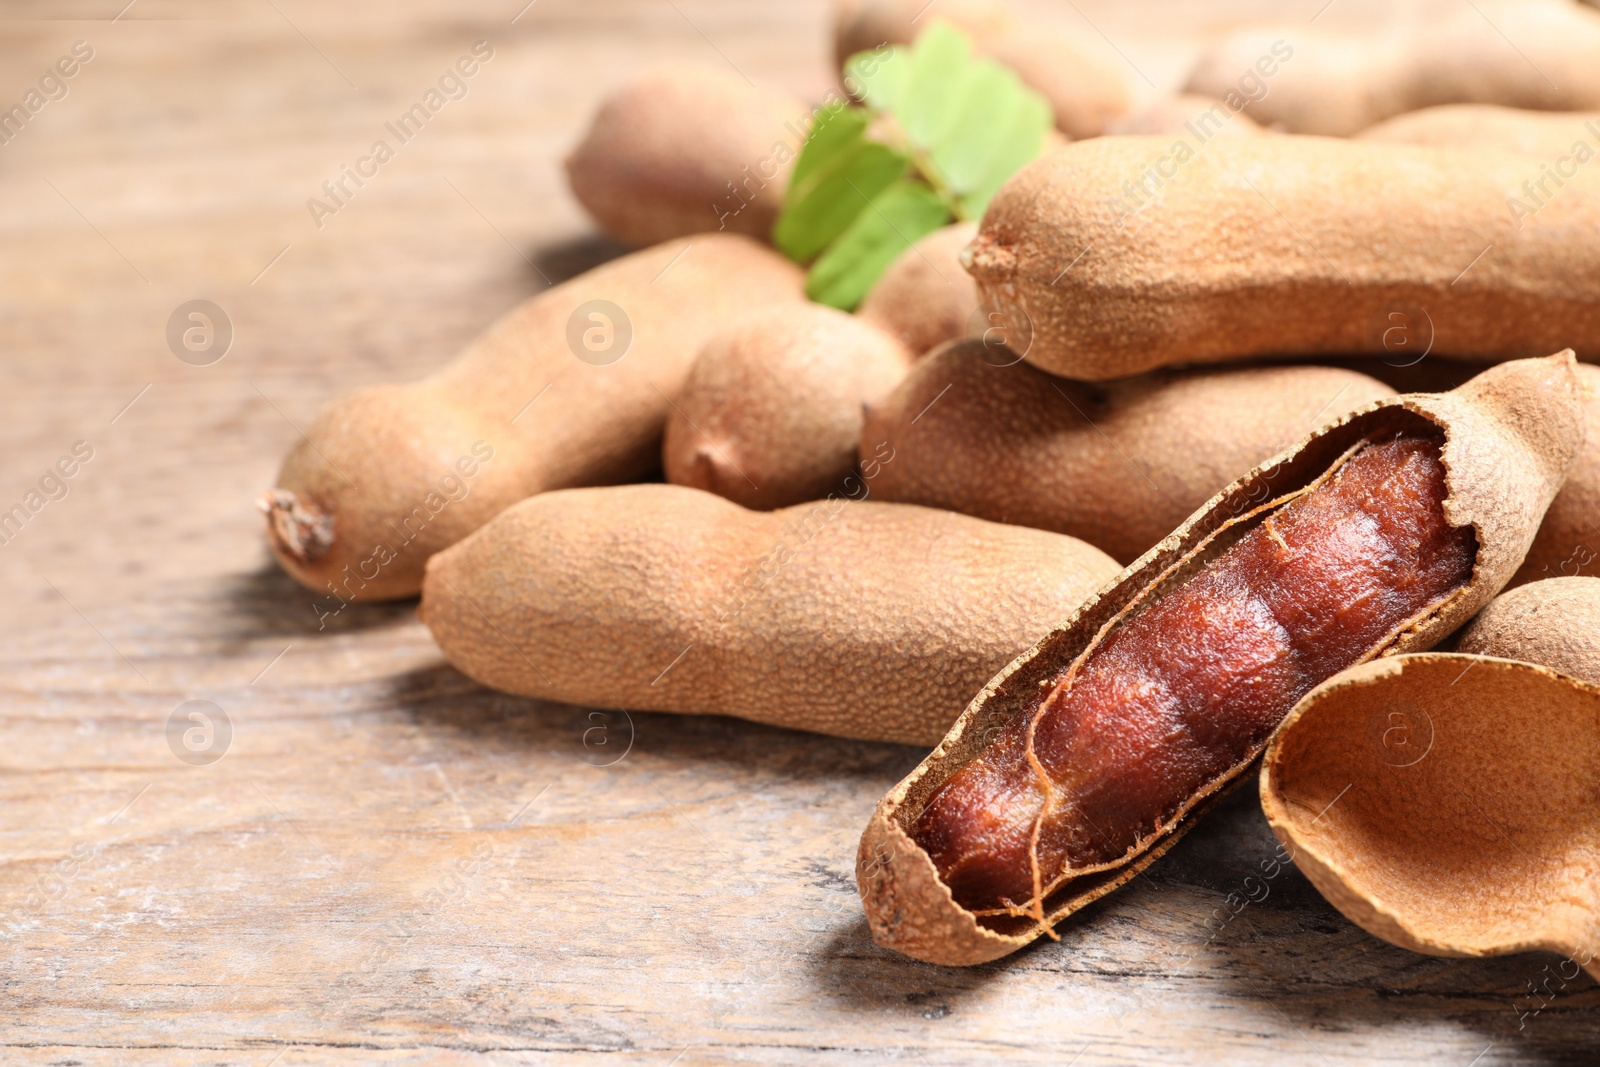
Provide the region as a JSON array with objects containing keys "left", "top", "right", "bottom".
[
  {"left": 965, "top": 136, "right": 1600, "bottom": 380},
  {"left": 856, "top": 353, "right": 1585, "bottom": 966},
  {"left": 260, "top": 234, "right": 804, "bottom": 602},
  {"left": 418, "top": 484, "right": 1121, "bottom": 745}
]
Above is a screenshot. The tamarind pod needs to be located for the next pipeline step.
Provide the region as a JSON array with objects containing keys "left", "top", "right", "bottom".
[
  {"left": 857, "top": 353, "right": 1586, "bottom": 965},
  {"left": 1106, "top": 94, "right": 1266, "bottom": 138},
  {"left": 856, "top": 222, "right": 980, "bottom": 357},
  {"left": 1456, "top": 577, "right": 1600, "bottom": 686},
  {"left": 565, "top": 65, "right": 807, "bottom": 247},
  {"left": 418, "top": 485, "right": 1121, "bottom": 745},
  {"left": 663, "top": 304, "right": 913, "bottom": 511},
  {"left": 1359, "top": 104, "right": 1600, "bottom": 159},
  {"left": 1185, "top": 1, "right": 1600, "bottom": 136},
  {"left": 966, "top": 136, "right": 1600, "bottom": 380},
  {"left": 834, "top": 0, "right": 1130, "bottom": 139},
  {"left": 864, "top": 343, "right": 1392, "bottom": 563},
  {"left": 261, "top": 234, "right": 804, "bottom": 602},
  {"left": 1512, "top": 364, "right": 1600, "bottom": 588}
]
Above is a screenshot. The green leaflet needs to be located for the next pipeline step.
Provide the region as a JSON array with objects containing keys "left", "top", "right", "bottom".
[
  {"left": 787, "top": 101, "right": 866, "bottom": 192},
  {"left": 775, "top": 20, "right": 1052, "bottom": 309},
  {"left": 773, "top": 114, "right": 910, "bottom": 263},
  {"left": 958, "top": 90, "right": 1051, "bottom": 218},
  {"left": 804, "top": 179, "right": 949, "bottom": 310},
  {"left": 893, "top": 21, "right": 970, "bottom": 152}
]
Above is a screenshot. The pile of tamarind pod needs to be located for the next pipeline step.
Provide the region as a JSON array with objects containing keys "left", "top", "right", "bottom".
[{"left": 257, "top": 3, "right": 1600, "bottom": 976}]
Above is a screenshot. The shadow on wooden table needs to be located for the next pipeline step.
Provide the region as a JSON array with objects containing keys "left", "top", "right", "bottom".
[
  {"left": 387, "top": 659, "right": 931, "bottom": 780},
  {"left": 1177, "top": 789, "right": 1600, "bottom": 1066},
  {"left": 531, "top": 232, "right": 633, "bottom": 287},
  {"left": 219, "top": 562, "right": 418, "bottom": 639},
  {"left": 808, "top": 782, "right": 1600, "bottom": 1064},
  {"left": 370, "top": 661, "right": 1600, "bottom": 1064}
]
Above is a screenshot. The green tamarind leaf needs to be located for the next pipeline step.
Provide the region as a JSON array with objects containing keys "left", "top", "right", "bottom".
[
  {"left": 930, "top": 62, "right": 1017, "bottom": 196},
  {"left": 778, "top": 20, "right": 1052, "bottom": 298},
  {"left": 774, "top": 141, "right": 910, "bottom": 263},
  {"left": 957, "top": 88, "right": 1050, "bottom": 218},
  {"left": 804, "top": 179, "right": 951, "bottom": 310},
  {"left": 843, "top": 43, "right": 907, "bottom": 110},
  {"left": 895, "top": 21, "right": 972, "bottom": 152},
  {"left": 787, "top": 102, "right": 865, "bottom": 195}
]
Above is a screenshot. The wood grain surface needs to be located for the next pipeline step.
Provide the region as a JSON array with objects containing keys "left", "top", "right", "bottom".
[{"left": 1, "top": 1, "right": 1595, "bottom": 1063}]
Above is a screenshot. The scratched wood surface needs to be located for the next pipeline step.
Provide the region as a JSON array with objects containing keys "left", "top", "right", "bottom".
[{"left": 1, "top": 1, "right": 1596, "bottom": 1064}]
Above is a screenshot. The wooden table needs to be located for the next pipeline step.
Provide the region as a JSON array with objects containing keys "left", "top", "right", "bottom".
[{"left": 2, "top": 1, "right": 1594, "bottom": 1062}]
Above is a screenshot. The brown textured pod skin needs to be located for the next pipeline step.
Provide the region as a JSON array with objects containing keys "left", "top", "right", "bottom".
[
  {"left": 663, "top": 304, "right": 913, "bottom": 511},
  {"left": 857, "top": 354, "right": 1586, "bottom": 965},
  {"left": 863, "top": 342, "right": 1393, "bottom": 563},
  {"left": 1186, "top": 1, "right": 1600, "bottom": 136},
  {"left": 1513, "top": 364, "right": 1600, "bottom": 587},
  {"left": 564, "top": 65, "right": 806, "bottom": 247},
  {"left": 261, "top": 235, "right": 803, "bottom": 602},
  {"left": 968, "top": 137, "right": 1600, "bottom": 380},
  {"left": 834, "top": 0, "right": 1129, "bottom": 139},
  {"left": 1106, "top": 94, "right": 1265, "bottom": 138},
  {"left": 1457, "top": 578, "right": 1600, "bottom": 685},
  {"left": 1359, "top": 104, "right": 1600, "bottom": 158},
  {"left": 418, "top": 485, "right": 1121, "bottom": 745},
  {"left": 1261, "top": 654, "right": 1600, "bottom": 981},
  {"left": 857, "top": 222, "right": 980, "bottom": 357}
]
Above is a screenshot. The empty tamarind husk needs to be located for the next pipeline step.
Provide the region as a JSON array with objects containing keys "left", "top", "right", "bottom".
[
  {"left": 1261, "top": 653, "right": 1600, "bottom": 981},
  {"left": 1456, "top": 577, "right": 1600, "bottom": 685},
  {"left": 856, "top": 353, "right": 1585, "bottom": 966}
]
